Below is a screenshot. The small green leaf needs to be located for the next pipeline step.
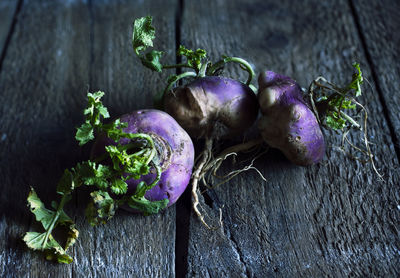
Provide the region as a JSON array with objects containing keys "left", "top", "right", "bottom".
[
  {"left": 105, "top": 145, "right": 124, "bottom": 170},
  {"left": 126, "top": 196, "right": 168, "bottom": 216},
  {"left": 23, "top": 232, "right": 48, "bottom": 250},
  {"left": 103, "top": 119, "right": 128, "bottom": 142},
  {"left": 132, "top": 16, "right": 165, "bottom": 72},
  {"left": 56, "top": 169, "right": 75, "bottom": 195},
  {"left": 132, "top": 16, "right": 156, "bottom": 53},
  {"left": 140, "top": 50, "right": 164, "bottom": 72},
  {"left": 348, "top": 62, "right": 363, "bottom": 97},
  {"left": 177, "top": 45, "right": 207, "bottom": 70},
  {"left": 76, "top": 91, "right": 110, "bottom": 146},
  {"left": 133, "top": 181, "right": 148, "bottom": 198},
  {"left": 110, "top": 178, "right": 128, "bottom": 195},
  {"left": 23, "top": 232, "right": 73, "bottom": 264},
  {"left": 326, "top": 112, "right": 346, "bottom": 130},
  {"left": 64, "top": 225, "right": 79, "bottom": 251},
  {"left": 85, "top": 191, "right": 117, "bottom": 226},
  {"left": 76, "top": 161, "right": 112, "bottom": 190},
  {"left": 75, "top": 122, "right": 94, "bottom": 146},
  {"left": 27, "top": 188, "right": 56, "bottom": 230},
  {"left": 341, "top": 99, "right": 356, "bottom": 110}
]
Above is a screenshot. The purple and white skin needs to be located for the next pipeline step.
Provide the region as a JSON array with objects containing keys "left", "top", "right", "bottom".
[
  {"left": 92, "top": 109, "right": 195, "bottom": 209},
  {"left": 258, "top": 71, "right": 325, "bottom": 166},
  {"left": 163, "top": 76, "right": 259, "bottom": 228},
  {"left": 133, "top": 16, "right": 261, "bottom": 226},
  {"left": 164, "top": 76, "right": 259, "bottom": 139}
]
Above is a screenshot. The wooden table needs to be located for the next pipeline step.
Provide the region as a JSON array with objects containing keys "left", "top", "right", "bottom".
[{"left": 1, "top": 0, "right": 399, "bottom": 277}]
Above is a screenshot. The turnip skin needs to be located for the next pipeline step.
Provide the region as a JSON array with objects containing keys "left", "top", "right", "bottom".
[
  {"left": 258, "top": 71, "right": 325, "bottom": 166},
  {"left": 92, "top": 109, "right": 195, "bottom": 206},
  {"left": 163, "top": 76, "right": 259, "bottom": 139}
]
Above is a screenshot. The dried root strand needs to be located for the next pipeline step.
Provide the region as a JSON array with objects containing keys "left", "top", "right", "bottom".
[
  {"left": 201, "top": 137, "right": 264, "bottom": 176},
  {"left": 205, "top": 150, "right": 268, "bottom": 190},
  {"left": 191, "top": 138, "right": 215, "bottom": 230},
  {"left": 192, "top": 137, "right": 267, "bottom": 229},
  {"left": 308, "top": 74, "right": 383, "bottom": 179}
]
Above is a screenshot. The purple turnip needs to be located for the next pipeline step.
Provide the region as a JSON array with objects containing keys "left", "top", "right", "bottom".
[
  {"left": 92, "top": 109, "right": 195, "bottom": 207},
  {"left": 256, "top": 64, "right": 377, "bottom": 174},
  {"left": 23, "top": 92, "right": 195, "bottom": 263},
  {"left": 257, "top": 71, "right": 325, "bottom": 165},
  {"left": 133, "top": 16, "right": 260, "bottom": 228},
  {"left": 164, "top": 76, "right": 258, "bottom": 139}
]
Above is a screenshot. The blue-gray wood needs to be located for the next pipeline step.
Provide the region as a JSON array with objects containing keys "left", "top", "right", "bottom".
[
  {"left": 0, "top": 0, "right": 398, "bottom": 277},
  {"left": 0, "top": 0, "right": 19, "bottom": 62},
  {"left": 351, "top": 0, "right": 400, "bottom": 159},
  {"left": 182, "top": 0, "right": 400, "bottom": 277}
]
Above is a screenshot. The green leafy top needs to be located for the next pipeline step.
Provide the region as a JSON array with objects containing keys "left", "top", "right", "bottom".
[
  {"left": 309, "top": 63, "right": 364, "bottom": 130},
  {"left": 132, "top": 16, "right": 164, "bottom": 72},
  {"left": 24, "top": 92, "right": 168, "bottom": 264},
  {"left": 177, "top": 45, "right": 207, "bottom": 72},
  {"left": 132, "top": 16, "right": 156, "bottom": 53},
  {"left": 75, "top": 91, "right": 110, "bottom": 145},
  {"left": 308, "top": 63, "right": 381, "bottom": 177},
  {"left": 131, "top": 16, "right": 256, "bottom": 104}
]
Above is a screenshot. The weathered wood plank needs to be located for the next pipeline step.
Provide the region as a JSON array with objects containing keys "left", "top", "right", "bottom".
[
  {"left": 0, "top": 0, "right": 90, "bottom": 277},
  {"left": 181, "top": 0, "right": 400, "bottom": 277},
  {"left": 350, "top": 0, "right": 400, "bottom": 154},
  {"left": 0, "top": 0, "right": 19, "bottom": 58},
  {"left": 72, "top": 1, "right": 178, "bottom": 277}
]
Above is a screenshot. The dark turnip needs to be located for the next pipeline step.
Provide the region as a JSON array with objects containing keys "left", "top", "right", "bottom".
[{"left": 164, "top": 76, "right": 258, "bottom": 139}]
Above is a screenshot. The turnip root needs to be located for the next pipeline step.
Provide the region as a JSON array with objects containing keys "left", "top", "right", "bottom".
[
  {"left": 256, "top": 64, "right": 378, "bottom": 176},
  {"left": 257, "top": 71, "right": 325, "bottom": 165},
  {"left": 164, "top": 76, "right": 258, "bottom": 139},
  {"left": 132, "top": 16, "right": 260, "bottom": 228},
  {"left": 92, "top": 109, "right": 195, "bottom": 207}
]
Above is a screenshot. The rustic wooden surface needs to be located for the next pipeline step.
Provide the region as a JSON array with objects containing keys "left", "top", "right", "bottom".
[
  {"left": 0, "top": 0, "right": 399, "bottom": 277},
  {"left": 0, "top": 0, "right": 19, "bottom": 59},
  {"left": 351, "top": 0, "right": 400, "bottom": 156}
]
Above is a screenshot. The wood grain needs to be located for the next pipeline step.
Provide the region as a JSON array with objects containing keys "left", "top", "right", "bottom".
[
  {"left": 351, "top": 0, "right": 400, "bottom": 155},
  {"left": 0, "top": 0, "right": 90, "bottom": 277},
  {"left": 1, "top": 0, "right": 399, "bottom": 277},
  {"left": 0, "top": 0, "right": 178, "bottom": 277},
  {"left": 72, "top": 1, "right": 178, "bottom": 277},
  {"left": 0, "top": 0, "right": 19, "bottom": 59},
  {"left": 181, "top": 0, "right": 400, "bottom": 277}
]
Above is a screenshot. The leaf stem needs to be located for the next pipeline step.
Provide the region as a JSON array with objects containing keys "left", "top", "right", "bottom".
[
  {"left": 208, "top": 57, "right": 255, "bottom": 85},
  {"left": 155, "top": 71, "right": 198, "bottom": 105},
  {"left": 198, "top": 62, "right": 209, "bottom": 78},
  {"left": 42, "top": 193, "right": 71, "bottom": 250},
  {"left": 167, "top": 71, "right": 197, "bottom": 92},
  {"left": 333, "top": 107, "right": 361, "bottom": 130}
]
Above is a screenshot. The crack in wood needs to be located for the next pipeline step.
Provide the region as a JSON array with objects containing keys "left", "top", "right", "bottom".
[
  {"left": 223, "top": 221, "right": 251, "bottom": 278},
  {"left": 0, "top": 0, "right": 23, "bottom": 75}
]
